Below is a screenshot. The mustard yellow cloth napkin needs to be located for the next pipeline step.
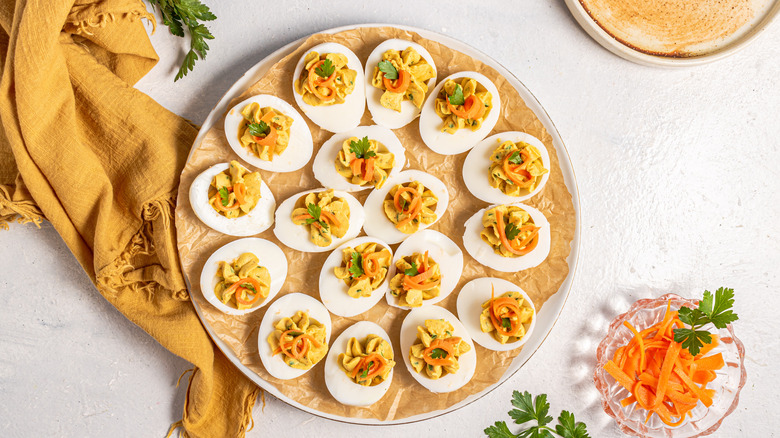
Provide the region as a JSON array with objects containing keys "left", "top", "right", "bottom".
[{"left": 0, "top": 0, "right": 259, "bottom": 436}]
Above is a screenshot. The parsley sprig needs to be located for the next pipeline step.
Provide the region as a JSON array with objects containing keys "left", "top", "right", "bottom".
[
  {"left": 673, "top": 287, "right": 739, "bottom": 356},
  {"left": 485, "top": 391, "right": 590, "bottom": 438},
  {"left": 147, "top": 0, "right": 216, "bottom": 81},
  {"left": 247, "top": 121, "right": 270, "bottom": 137},
  {"left": 447, "top": 84, "right": 465, "bottom": 106},
  {"left": 404, "top": 261, "right": 419, "bottom": 277},
  {"left": 348, "top": 252, "right": 364, "bottom": 279},
  {"left": 315, "top": 58, "right": 335, "bottom": 78},
  {"left": 218, "top": 187, "right": 229, "bottom": 206},
  {"left": 429, "top": 348, "right": 448, "bottom": 359},
  {"left": 348, "top": 136, "right": 376, "bottom": 159},
  {"left": 305, "top": 203, "right": 329, "bottom": 230},
  {"left": 508, "top": 151, "right": 524, "bottom": 165},
  {"left": 505, "top": 223, "right": 522, "bottom": 240},
  {"left": 378, "top": 60, "right": 399, "bottom": 80}
]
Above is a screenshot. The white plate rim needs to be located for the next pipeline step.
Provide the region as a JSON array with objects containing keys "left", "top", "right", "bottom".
[
  {"left": 564, "top": 0, "right": 780, "bottom": 67},
  {"left": 178, "top": 23, "right": 582, "bottom": 425}
]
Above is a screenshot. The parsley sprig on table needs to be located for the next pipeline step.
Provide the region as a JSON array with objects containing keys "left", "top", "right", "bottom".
[
  {"left": 673, "top": 287, "right": 739, "bottom": 356},
  {"left": 305, "top": 203, "right": 329, "bottom": 230},
  {"left": 484, "top": 391, "right": 590, "bottom": 438},
  {"left": 378, "top": 60, "right": 398, "bottom": 80},
  {"left": 146, "top": 0, "right": 216, "bottom": 81},
  {"left": 348, "top": 136, "right": 376, "bottom": 159},
  {"left": 447, "top": 84, "right": 465, "bottom": 106}
]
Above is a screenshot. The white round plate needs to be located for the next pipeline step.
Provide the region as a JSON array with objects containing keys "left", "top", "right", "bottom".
[
  {"left": 564, "top": 0, "right": 780, "bottom": 67},
  {"left": 180, "top": 24, "right": 581, "bottom": 425}
]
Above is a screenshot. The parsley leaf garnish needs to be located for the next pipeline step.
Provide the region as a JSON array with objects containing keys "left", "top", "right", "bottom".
[
  {"left": 485, "top": 391, "right": 590, "bottom": 438},
  {"left": 247, "top": 121, "right": 269, "bottom": 137},
  {"left": 378, "top": 60, "right": 399, "bottom": 80},
  {"left": 348, "top": 136, "right": 376, "bottom": 159},
  {"left": 673, "top": 287, "right": 739, "bottom": 356},
  {"left": 508, "top": 151, "right": 524, "bottom": 165},
  {"left": 505, "top": 223, "right": 521, "bottom": 240},
  {"left": 501, "top": 318, "right": 512, "bottom": 331},
  {"left": 404, "top": 261, "right": 419, "bottom": 277},
  {"left": 147, "top": 0, "right": 216, "bottom": 81},
  {"left": 315, "top": 58, "right": 335, "bottom": 78},
  {"left": 448, "top": 84, "right": 465, "bottom": 106},
  {"left": 348, "top": 252, "right": 364, "bottom": 279},
  {"left": 305, "top": 203, "right": 329, "bottom": 230},
  {"left": 429, "top": 348, "right": 448, "bottom": 359},
  {"left": 218, "top": 187, "right": 229, "bottom": 206}
]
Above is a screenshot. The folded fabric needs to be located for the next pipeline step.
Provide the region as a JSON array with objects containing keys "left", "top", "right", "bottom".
[{"left": 0, "top": 0, "right": 259, "bottom": 436}]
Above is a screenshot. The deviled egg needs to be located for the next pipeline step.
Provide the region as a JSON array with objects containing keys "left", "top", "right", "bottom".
[
  {"left": 199, "top": 238, "right": 287, "bottom": 315},
  {"left": 312, "top": 125, "right": 406, "bottom": 192},
  {"left": 324, "top": 321, "right": 395, "bottom": 406},
  {"left": 462, "top": 203, "right": 551, "bottom": 272},
  {"left": 258, "top": 293, "right": 332, "bottom": 380},
  {"left": 362, "top": 170, "right": 449, "bottom": 244},
  {"left": 273, "top": 188, "right": 364, "bottom": 253},
  {"left": 400, "top": 306, "right": 476, "bottom": 393},
  {"left": 456, "top": 277, "right": 536, "bottom": 351},
  {"left": 418, "top": 71, "right": 501, "bottom": 155},
  {"left": 189, "top": 161, "right": 275, "bottom": 236},
  {"left": 364, "top": 39, "right": 437, "bottom": 129},
  {"left": 292, "top": 42, "right": 365, "bottom": 133},
  {"left": 319, "top": 236, "right": 393, "bottom": 317},
  {"left": 463, "top": 132, "right": 550, "bottom": 203},
  {"left": 224, "top": 94, "right": 314, "bottom": 172},
  {"left": 385, "top": 230, "right": 463, "bottom": 309}
]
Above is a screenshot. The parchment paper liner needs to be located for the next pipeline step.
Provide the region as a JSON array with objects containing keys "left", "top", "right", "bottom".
[{"left": 175, "top": 26, "right": 576, "bottom": 421}]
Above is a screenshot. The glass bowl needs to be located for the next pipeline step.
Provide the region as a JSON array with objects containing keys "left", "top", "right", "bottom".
[{"left": 594, "top": 293, "right": 746, "bottom": 437}]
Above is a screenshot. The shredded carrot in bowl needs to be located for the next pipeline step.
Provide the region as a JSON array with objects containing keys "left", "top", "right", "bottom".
[{"left": 603, "top": 300, "right": 724, "bottom": 427}]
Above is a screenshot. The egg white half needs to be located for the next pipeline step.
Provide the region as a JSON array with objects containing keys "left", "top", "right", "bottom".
[
  {"left": 223, "top": 94, "right": 314, "bottom": 172},
  {"left": 199, "top": 238, "right": 288, "bottom": 316},
  {"left": 463, "top": 132, "right": 551, "bottom": 203},
  {"left": 364, "top": 39, "right": 438, "bottom": 129},
  {"left": 462, "top": 203, "right": 551, "bottom": 272},
  {"left": 418, "top": 71, "right": 501, "bottom": 155},
  {"left": 291, "top": 42, "right": 366, "bottom": 133},
  {"left": 455, "top": 277, "right": 537, "bottom": 352},
  {"left": 362, "top": 170, "right": 449, "bottom": 244},
  {"left": 189, "top": 163, "right": 276, "bottom": 236},
  {"left": 400, "top": 306, "right": 476, "bottom": 393},
  {"left": 312, "top": 125, "right": 406, "bottom": 192},
  {"left": 273, "top": 188, "right": 365, "bottom": 253},
  {"left": 324, "top": 321, "right": 394, "bottom": 406},
  {"left": 319, "top": 236, "right": 393, "bottom": 317},
  {"left": 257, "top": 293, "right": 332, "bottom": 380},
  {"left": 385, "top": 229, "right": 463, "bottom": 309}
]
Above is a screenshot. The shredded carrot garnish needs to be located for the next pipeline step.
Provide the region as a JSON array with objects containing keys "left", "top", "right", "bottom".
[
  {"left": 447, "top": 93, "right": 484, "bottom": 120},
  {"left": 383, "top": 69, "right": 411, "bottom": 93},
  {"left": 495, "top": 210, "right": 540, "bottom": 256},
  {"left": 349, "top": 353, "right": 388, "bottom": 381},
  {"left": 422, "top": 338, "right": 458, "bottom": 366},
  {"left": 488, "top": 285, "right": 525, "bottom": 337},
  {"left": 603, "top": 301, "right": 725, "bottom": 425}
]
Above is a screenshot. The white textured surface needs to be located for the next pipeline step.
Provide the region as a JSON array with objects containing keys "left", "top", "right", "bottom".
[{"left": 2, "top": 1, "right": 779, "bottom": 436}]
